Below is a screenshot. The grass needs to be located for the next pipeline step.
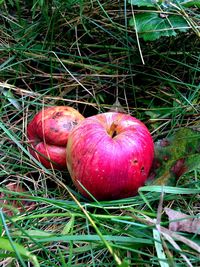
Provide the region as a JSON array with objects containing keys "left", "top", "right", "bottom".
[{"left": 0, "top": 0, "right": 200, "bottom": 266}]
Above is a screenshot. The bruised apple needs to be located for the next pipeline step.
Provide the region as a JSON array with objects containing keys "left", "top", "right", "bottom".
[
  {"left": 27, "top": 106, "right": 84, "bottom": 169},
  {"left": 67, "top": 112, "right": 154, "bottom": 200}
]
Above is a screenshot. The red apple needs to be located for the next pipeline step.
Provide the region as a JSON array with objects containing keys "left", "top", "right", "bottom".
[
  {"left": 67, "top": 112, "right": 154, "bottom": 200},
  {"left": 27, "top": 106, "right": 84, "bottom": 169}
]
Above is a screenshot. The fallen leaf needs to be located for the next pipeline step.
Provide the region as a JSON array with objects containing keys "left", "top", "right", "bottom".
[
  {"left": 127, "top": 211, "right": 200, "bottom": 254},
  {"left": 0, "top": 182, "right": 35, "bottom": 216},
  {"left": 164, "top": 208, "right": 200, "bottom": 235},
  {"left": 148, "top": 128, "right": 200, "bottom": 186}
]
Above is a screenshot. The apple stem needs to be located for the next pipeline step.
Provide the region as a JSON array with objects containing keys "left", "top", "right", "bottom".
[{"left": 108, "top": 122, "right": 117, "bottom": 138}]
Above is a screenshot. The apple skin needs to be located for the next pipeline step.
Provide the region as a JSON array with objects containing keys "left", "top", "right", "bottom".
[
  {"left": 67, "top": 112, "right": 154, "bottom": 200},
  {"left": 27, "top": 106, "right": 84, "bottom": 169}
]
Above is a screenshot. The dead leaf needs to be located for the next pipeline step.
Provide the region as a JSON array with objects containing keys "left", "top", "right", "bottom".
[
  {"left": 164, "top": 208, "right": 200, "bottom": 235},
  {"left": 148, "top": 128, "right": 200, "bottom": 186},
  {"left": 126, "top": 211, "right": 200, "bottom": 255},
  {"left": 0, "top": 182, "right": 35, "bottom": 216}
]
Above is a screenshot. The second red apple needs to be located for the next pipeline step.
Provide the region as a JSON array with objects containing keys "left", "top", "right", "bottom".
[{"left": 27, "top": 106, "right": 84, "bottom": 169}]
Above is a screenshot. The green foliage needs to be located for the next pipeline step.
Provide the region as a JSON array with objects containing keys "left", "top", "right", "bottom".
[
  {"left": 129, "top": 12, "right": 188, "bottom": 41},
  {"left": 129, "top": 0, "right": 200, "bottom": 8},
  {"left": 129, "top": 0, "right": 200, "bottom": 41},
  {"left": 0, "top": 236, "right": 39, "bottom": 266},
  {"left": 128, "top": 0, "right": 155, "bottom": 7},
  {"left": 182, "top": 0, "right": 200, "bottom": 7}
]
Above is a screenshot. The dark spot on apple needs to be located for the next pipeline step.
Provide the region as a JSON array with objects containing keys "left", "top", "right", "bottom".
[
  {"left": 63, "top": 123, "right": 73, "bottom": 130},
  {"left": 141, "top": 166, "right": 145, "bottom": 172},
  {"left": 71, "top": 120, "right": 78, "bottom": 128},
  {"left": 132, "top": 159, "right": 138, "bottom": 165},
  {"left": 63, "top": 121, "right": 78, "bottom": 131},
  {"left": 50, "top": 126, "right": 59, "bottom": 133},
  {"left": 52, "top": 112, "right": 63, "bottom": 119}
]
